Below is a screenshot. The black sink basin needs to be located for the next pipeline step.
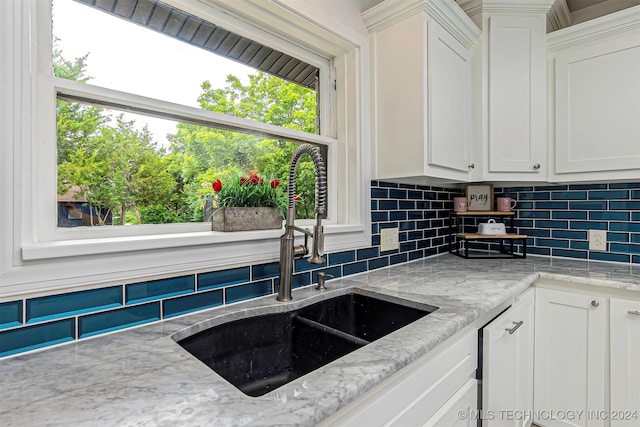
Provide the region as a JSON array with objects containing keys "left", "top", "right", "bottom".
[{"left": 177, "top": 292, "right": 437, "bottom": 397}]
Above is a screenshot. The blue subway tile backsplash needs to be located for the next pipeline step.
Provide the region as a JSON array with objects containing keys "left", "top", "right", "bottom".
[
  {"left": 26, "top": 286, "right": 122, "bottom": 324},
  {"left": 0, "top": 319, "right": 75, "bottom": 357},
  {"left": 197, "top": 267, "right": 250, "bottom": 291},
  {"left": 0, "top": 301, "right": 22, "bottom": 330},
  {"left": 79, "top": 302, "right": 161, "bottom": 338},
  {"left": 2, "top": 180, "right": 637, "bottom": 359},
  {"left": 125, "top": 276, "right": 194, "bottom": 305},
  {"left": 497, "top": 181, "right": 639, "bottom": 264}
]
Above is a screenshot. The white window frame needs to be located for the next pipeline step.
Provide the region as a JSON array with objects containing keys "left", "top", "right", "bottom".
[{"left": 0, "top": 0, "right": 370, "bottom": 296}]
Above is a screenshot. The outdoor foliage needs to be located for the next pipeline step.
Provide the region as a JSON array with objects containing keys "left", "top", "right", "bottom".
[{"left": 56, "top": 49, "right": 319, "bottom": 226}]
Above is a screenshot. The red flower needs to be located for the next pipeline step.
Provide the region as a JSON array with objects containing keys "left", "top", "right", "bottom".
[
  {"left": 212, "top": 179, "right": 222, "bottom": 192},
  {"left": 270, "top": 179, "right": 280, "bottom": 188},
  {"left": 240, "top": 176, "right": 247, "bottom": 185},
  {"left": 294, "top": 194, "right": 301, "bottom": 201},
  {"left": 248, "top": 173, "right": 260, "bottom": 185}
]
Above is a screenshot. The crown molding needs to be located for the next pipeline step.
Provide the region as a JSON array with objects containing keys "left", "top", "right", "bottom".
[
  {"left": 547, "top": 0, "right": 572, "bottom": 32},
  {"left": 362, "top": 0, "right": 480, "bottom": 49},
  {"left": 547, "top": 4, "right": 640, "bottom": 51},
  {"left": 481, "top": 0, "right": 555, "bottom": 15}
]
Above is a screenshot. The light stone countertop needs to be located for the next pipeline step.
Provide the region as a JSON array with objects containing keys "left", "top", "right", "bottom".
[{"left": 1, "top": 254, "right": 639, "bottom": 427}]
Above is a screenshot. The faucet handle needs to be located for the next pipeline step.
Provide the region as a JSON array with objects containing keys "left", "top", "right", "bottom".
[{"left": 316, "top": 272, "right": 334, "bottom": 291}]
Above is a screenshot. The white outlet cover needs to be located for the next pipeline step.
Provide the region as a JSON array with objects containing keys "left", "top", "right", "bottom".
[
  {"left": 588, "top": 230, "right": 607, "bottom": 251},
  {"left": 381, "top": 227, "right": 399, "bottom": 251}
]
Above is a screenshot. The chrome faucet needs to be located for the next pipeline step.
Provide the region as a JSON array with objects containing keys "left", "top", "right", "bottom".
[{"left": 277, "top": 144, "right": 327, "bottom": 302}]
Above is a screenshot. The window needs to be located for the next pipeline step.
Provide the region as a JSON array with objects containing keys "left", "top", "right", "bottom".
[
  {"left": 52, "top": 0, "right": 324, "bottom": 228},
  {"left": 7, "top": 0, "right": 368, "bottom": 289}
]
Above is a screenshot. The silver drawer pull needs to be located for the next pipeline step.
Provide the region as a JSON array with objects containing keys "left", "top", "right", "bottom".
[
  {"left": 628, "top": 310, "right": 640, "bottom": 316},
  {"left": 505, "top": 321, "right": 524, "bottom": 334}
]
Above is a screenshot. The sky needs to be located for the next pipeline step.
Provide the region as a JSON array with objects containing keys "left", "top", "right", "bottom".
[{"left": 52, "top": 0, "right": 255, "bottom": 147}]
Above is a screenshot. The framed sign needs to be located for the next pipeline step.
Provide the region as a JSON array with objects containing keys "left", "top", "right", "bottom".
[{"left": 466, "top": 183, "right": 494, "bottom": 211}]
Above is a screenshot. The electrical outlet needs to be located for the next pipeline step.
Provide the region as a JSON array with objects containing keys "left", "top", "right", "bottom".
[
  {"left": 589, "top": 230, "right": 607, "bottom": 251},
  {"left": 380, "top": 227, "right": 399, "bottom": 252}
]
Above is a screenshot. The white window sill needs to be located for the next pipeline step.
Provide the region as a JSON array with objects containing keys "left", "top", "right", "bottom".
[{"left": 21, "top": 224, "right": 368, "bottom": 261}]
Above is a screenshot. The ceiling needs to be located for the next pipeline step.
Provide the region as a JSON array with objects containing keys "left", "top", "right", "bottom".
[{"left": 357, "top": 0, "right": 639, "bottom": 27}]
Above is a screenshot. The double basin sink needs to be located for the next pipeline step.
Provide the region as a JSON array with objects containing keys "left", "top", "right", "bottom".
[{"left": 177, "top": 291, "right": 437, "bottom": 397}]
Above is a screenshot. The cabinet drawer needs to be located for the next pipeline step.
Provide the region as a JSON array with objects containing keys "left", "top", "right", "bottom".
[{"left": 322, "top": 328, "right": 477, "bottom": 427}]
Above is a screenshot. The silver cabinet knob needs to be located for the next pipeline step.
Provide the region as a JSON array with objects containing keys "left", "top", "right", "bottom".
[
  {"left": 591, "top": 300, "right": 600, "bottom": 308},
  {"left": 533, "top": 163, "right": 541, "bottom": 170},
  {"left": 468, "top": 163, "right": 475, "bottom": 169},
  {"left": 628, "top": 310, "right": 640, "bottom": 316}
]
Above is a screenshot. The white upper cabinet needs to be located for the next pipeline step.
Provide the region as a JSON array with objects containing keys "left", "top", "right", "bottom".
[
  {"left": 480, "top": 0, "right": 553, "bottom": 181},
  {"left": 363, "top": 0, "right": 480, "bottom": 184},
  {"left": 548, "top": 6, "right": 640, "bottom": 182}
]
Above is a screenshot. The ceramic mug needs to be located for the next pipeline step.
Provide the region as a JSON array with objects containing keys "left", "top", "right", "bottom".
[
  {"left": 497, "top": 197, "right": 517, "bottom": 212},
  {"left": 453, "top": 197, "right": 468, "bottom": 212}
]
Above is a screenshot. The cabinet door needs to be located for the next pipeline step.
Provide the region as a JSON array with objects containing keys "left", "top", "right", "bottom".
[
  {"left": 554, "top": 36, "right": 640, "bottom": 176},
  {"left": 534, "top": 288, "right": 607, "bottom": 427},
  {"left": 483, "top": 288, "right": 534, "bottom": 427},
  {"left": 429, "top": 20, "right": 472, "bottom": 173},
  {"left": 486, "top": 15, "right": 546, "bottom": 175},
  {"left": 610, "top": 298, "right": 640, "bottom": 427},
  {"left": 423, "top": 378, "right": 477, "bottom": 427}
]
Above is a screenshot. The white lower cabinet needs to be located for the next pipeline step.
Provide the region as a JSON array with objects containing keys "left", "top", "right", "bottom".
[
  {"left": 610, "top": 298, "right": 640, "bottom": 427},
  {"left": 482, "top": 288, "right": 535, "bottom": 427},
  {"left": 318, "top": 329, "right": 477, "bottom": 427},
  {"left": 534, "top": 287, "right": 608, "bottom": 427}
]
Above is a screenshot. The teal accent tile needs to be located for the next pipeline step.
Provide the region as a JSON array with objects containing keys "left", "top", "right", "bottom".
[
  {"left": 390, "top": 253, "right": 408, "bottom": 265},
  {"left": 537, "top": 185, "right": 568, "bottom": 191},
  {"left": 126, "top": 276, "right": 194, "bottom": 305},
  {"left": 328, "top": 250, "right": 356, "bottom": 265},
  {"left": 535, "top": 220, "right": 569, "bottom": 229},
  {"left": 609, "top": 232, "right": 630, "bottom": 243},
  {"left": 379, "top": 200, "right": 398, "bottom": 210},
  {"left": 551, "top": 230, "right": 587, "bottom": 240},
  {"left": 632, "top": 234, "right": 640, "bottom": 244},
  {"left": 570, "top": 221, "right": 607, "bottom": 230},
  {"left": 551, "top": 191, "right": 586, "bottom": 200},
  {"left": 589, "top": 211, "right": 630, "bottom": 221},
  {"left": 633, "top": 212, "right": 640, "bottom": 221},
  {"left": 569, "top": 201, "right": 608, "bottom": 210},
  {"left": 609, "top": 243, "right": 640, "bottom": 254},
  {"left": 569, "top": 184, "right": 607, "bottom": 190},
  {"left": 528, "top": 247, "right": 551, "bottom": 256},
  {"left": 343, "top": 261, "right": 367, "bottom": 276},
  {"left": 198, "top": 267, "right": 249, "bottom": 291},
  {"left": 571, "top": 241, "right": 589, "bottom": 250},
  {"left": 0, "top": 319, "right": 75, "bottom": 357},
  {"left": 535, "top": 201, "right": 568, "bottom": 209},
  {"left": 519, "top": 211, "right": 551, "bottom": 219},
  {"left": 518, "top": 192, "right": 550, "bottom": 200},
  {"left": 611, "top": 201, "right": 640, "bottom": 210},
  {"left": 358, "top": 247, "right": 380, "bottom": 260},
  {"left": 590, "top": 252, "right": 630, "bottom": 263},
  {"left": 552, "top": 249, "right": 587, "bottom": 259},
  {"left": 0, "top": 301, "right": 22, "bottom": 330},
  {"left": 252, "top": 262, "right": 279, "bottom": 280},
  {"left": 27, "top": 286, "right": 122, "bottom": 323},
  {"left": 163, "top": 290, "right": 223, "bottom": 319},
  {"left": 409, "top": 249, "right": 424, "bottom": 260},
  {"left": 371, "top": 188, "right": 388, "bottom": 198},
  {"left": 633, "top": 190, "right": 640, "bottom": 199},
  {"left": 519, "top": 228, "right": 551, "bottom": 237},
  {"left": 589, "top": 190, "right": 629, "bottom": 200},
  {"left": 372, "top": 212, "right": 389, "bottom": 222},
  {"left": 634, "top": 255, "right": 640, "bottom": 264},
  {"left": 552, "top": 211, "right": 587, "bottom": 220},
  {"left": 610, "top": 223, "right": 640, "bottom": 232},
  {"left": 79, "top": 302, "right": 160, "bottom": 338},
  {"left": 610, "top": 183, "right": 640, "bottom": 189},
  {"left": 536, "top": 239, "right": 569, "bottom": 248},
  {"left": 368, "top": 257, "right": 389, "bottom": 270},
  {"left": 226, "top": 280, "right": 272, "bottom": 304}
]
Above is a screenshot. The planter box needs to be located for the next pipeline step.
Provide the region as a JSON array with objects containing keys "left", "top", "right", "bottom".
[{"left": 211, "top": 207, "right": 283, "bottom": 232}]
